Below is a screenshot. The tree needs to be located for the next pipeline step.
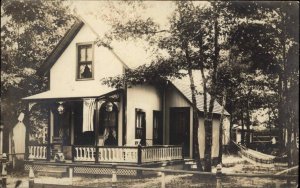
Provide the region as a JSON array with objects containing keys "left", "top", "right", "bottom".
[
  {"left": 226, "top": 1, "right": 299, "bottom": 166},
  {"left": 1, "top": 0, "right": 75, "bottom": 151}
]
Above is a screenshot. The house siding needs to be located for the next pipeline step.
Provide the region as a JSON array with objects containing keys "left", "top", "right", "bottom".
[
  {"left": 50, "top": 24, "right": 124, "bottom": 95},
  {"left": 126, "top": 84, "right": 162, "bottom": 145}
]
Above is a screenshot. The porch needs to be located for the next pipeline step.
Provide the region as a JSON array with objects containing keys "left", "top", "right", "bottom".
[{"left": 23, "top": 86, "right": 186, "bottom": 168}]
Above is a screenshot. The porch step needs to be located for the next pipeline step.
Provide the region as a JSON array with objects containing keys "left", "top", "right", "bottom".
[
  {"left": 35, "top": 165, "right": 68, "bottom": 178},
  {"left": 183, "top": 159, "right": 198, "bottom": 170},
  {"left": 184, "top": 159, "right": 195, "bottom": 164},
  {"left": 185, "top": 161, "right": 197, "bottom": 165},
  {"left": 184, "top": 159, "right": 197, "bottom": 165},
  {"left": 37, "top": 171, "right": 66, "bottom": 178}
]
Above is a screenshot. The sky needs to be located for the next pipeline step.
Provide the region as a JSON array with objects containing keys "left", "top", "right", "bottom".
[
  {"left": 63, "top": 1, "right": 180, "bottom": 69},
  {"left": 62, "top": 1, "right": 212, "bottom": 68},
  {"left": 70, "top": 1, "right": 175, "bottom": 28}
]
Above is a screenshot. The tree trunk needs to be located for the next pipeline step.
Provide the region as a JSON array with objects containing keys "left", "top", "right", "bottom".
[
  {"left": 246, "top": 102, "right": 251, "bottom": 147},
  {"left": 286, "top": 112, "right": 292, "bottom": 168},
  {"left": 198, "top": 58, "right": 212, "bottom": 172},
  {"left": 203, "top": 2, "right": 220, "bottom": 172},
  {"left": 241, "top": 111, "right": 245, "bottom": 145},
  {"left": 204, "top": 114, "right": 213, "bottom": 171},
  {"left": 218, "top": 89, "right": 227, "bottom": 164},
  {"left": 277, "top": 74, "right": 284, "bottom": 150},
  {"left": 199, "top": 68, "right": 214, "bottom": 172},
  {"left": 199, "top": 67, "right": 208, "bottom": 170},
  {"left": 184, "top": 42, "right": 203, "bottom": 171},
  {"left": 187, "top": 68, "right": 202, "bottom": 171}
]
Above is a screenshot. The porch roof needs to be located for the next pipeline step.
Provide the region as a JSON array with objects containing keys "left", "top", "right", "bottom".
[{"left": 22, "top": 88, "right": 119, "bottom": 101}]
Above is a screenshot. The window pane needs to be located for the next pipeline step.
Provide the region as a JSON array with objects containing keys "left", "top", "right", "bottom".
[
  {"left": 86, "top": 46, "right": 92, "bottom": 61},
  {"left": 139, "top": 115, "right": 142, "bottom": 128},
  {"left": 136, "top": 115, "right": 139, "bottom": 128},
  {"left": 80, "top": 47, "right": 86, "bottom": 62},
  {"left": 79, "top": 64, "right": 92, "bottom": 78}
]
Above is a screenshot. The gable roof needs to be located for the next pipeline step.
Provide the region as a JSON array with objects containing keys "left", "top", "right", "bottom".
[
  {"left": 38, "top": 20, "right": 84, "bottom": 76},
  {"left": 170, "top": 77, "right": 230, "bottom": 116},
  {"left": 38, "top": 17, "right": 132, "bottom": 76}
]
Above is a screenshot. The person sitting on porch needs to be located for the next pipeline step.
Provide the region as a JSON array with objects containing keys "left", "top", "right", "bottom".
[{"left": 104, "top": 127, "right": 117, "bottom": 145}]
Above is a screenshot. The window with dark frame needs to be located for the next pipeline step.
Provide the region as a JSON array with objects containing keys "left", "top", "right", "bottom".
[
  {"left": 77, "top": 44, "right": 93, "bottom": 79},
  {"left": 135, "top": 109, "right": 146, "bottom": 145}
]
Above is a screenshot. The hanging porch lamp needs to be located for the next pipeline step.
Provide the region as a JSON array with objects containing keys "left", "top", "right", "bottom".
[
  {"left": 57, "top": 102, "right": 65, "bottom": 115},
  {"left": 105, "top": 102, "right": 113, "bottom": 112}
]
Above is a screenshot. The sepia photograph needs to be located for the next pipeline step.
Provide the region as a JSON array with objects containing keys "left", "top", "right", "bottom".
[{"left": 1, "top": 1, "right": 299, "bottom": 187}]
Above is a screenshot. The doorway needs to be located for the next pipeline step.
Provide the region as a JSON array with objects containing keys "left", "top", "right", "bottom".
[
  {"left": 99, "top": 101, "right": 118, "bottom": 146},
  {"left": 169, "top": 107, "right": 190, "bottom": 157}
]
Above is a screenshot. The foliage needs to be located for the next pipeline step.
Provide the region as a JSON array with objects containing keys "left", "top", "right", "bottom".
[
  {"left": 102, "top": 57, "right": 186, "bottom": 88},
  {"left": 1, "top": 0, "right": 75, "bottom": 133}
]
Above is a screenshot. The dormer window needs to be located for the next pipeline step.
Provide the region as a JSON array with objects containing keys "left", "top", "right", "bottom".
[{"left": 77, "top": 43, "right": 94, "bottom": 80}]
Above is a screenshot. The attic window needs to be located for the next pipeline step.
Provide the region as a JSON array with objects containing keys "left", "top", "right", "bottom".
[{"left": 77, "top": 43, "right": 94, "bottom": 80}]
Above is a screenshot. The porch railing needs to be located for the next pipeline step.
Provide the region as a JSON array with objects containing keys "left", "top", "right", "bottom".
[
  {"left": 141, "top": 145, "right": 182, "bottom": 163},
  {"left": 98, "top": 147, "right": 139, "bottom": 163},
  {"left": 73, "top": 145, "right": 182, "bottom": 163},
  {"left": 28, "top": 145, "right": 47, "bottom": 160},
  {"left": 74, "top": 146, "right": 96, "bottom": 162},
  {"left": 27, "top": 144, "right": 183, "bottom": 163}
]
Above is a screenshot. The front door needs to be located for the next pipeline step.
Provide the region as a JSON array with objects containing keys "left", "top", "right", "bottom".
[
  {"left": 135, "top": 109, "right": 146, "bottom": 146},
  {"left": 170, "top": 107, "right": 190, "bottom": 157}
]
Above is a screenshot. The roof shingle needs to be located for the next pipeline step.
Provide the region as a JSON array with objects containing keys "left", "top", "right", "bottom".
[{"left": 171, "top": 77, "right": 230, "bottom": 115}]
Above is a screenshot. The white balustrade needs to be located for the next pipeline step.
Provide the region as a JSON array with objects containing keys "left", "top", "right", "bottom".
[
  {"left": 98, "top": 147, "right": 138, "bottom": 163},
  {"left": 28, "top": 146, "right": 47, "bottom": 159},
  {"left": 74, "top": 146, "right": 95, "bottom": 161},
  {"left": 73, "top": 145, "right": 182, "bottom": 163},
  {"left": 141, "top": 146, "right": 182, "bottom": 163}
]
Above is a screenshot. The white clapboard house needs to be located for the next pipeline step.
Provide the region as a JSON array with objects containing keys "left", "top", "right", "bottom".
[{"left": 23, "top": 17, "right": 230, "bottom": 175}]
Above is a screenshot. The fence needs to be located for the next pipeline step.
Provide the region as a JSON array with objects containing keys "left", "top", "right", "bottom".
[
  {"left": 24, "top": 162, "right": 297, "bottom": 188},
  {"left": 1, "top": 153, "right": 298, "bottom": 188}
]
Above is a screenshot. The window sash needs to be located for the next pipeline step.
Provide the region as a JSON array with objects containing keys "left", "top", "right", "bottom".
[{"left": 77, "top": 43, "right": 93, "bottom": 80}]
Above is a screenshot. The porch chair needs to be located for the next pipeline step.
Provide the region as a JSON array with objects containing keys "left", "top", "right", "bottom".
[
  {"left": 125, "top": 139, "right": 141, "bottom": 146},
  {"left": 98, "top": 136, "right": 104, "bottom": 146}
]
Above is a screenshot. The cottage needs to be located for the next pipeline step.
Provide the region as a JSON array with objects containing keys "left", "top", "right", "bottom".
[{"left": 23, "top": 18, "right": 230, "bottom": 174}]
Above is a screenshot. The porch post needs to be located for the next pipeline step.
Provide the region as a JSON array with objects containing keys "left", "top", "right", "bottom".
[
  {"left": 122, "top": 88, "right": 127, "bottom": 146},
  {"left": 71, "top": 105, "right": 75, "bottom": 162},
  {"left": 137, "top": 144, "right": 142, "bottom": 164},
  {"left": 0, "top": 125, "right": 3, "bottom": 155},
  {"left": 95, "top": 99, "right": 99, "bottom": 163},
  {"left": 25, "top": 102, "right": 30, "bottom": 160},
  {"left": 216, "top": 164, "right": 222, "bottom": 188},
  {"left": 137, "top": 144, "right": 143, "bottom": 177},
  {"left": 47, "top": 104, "right": 51, "bottom": 161}
]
